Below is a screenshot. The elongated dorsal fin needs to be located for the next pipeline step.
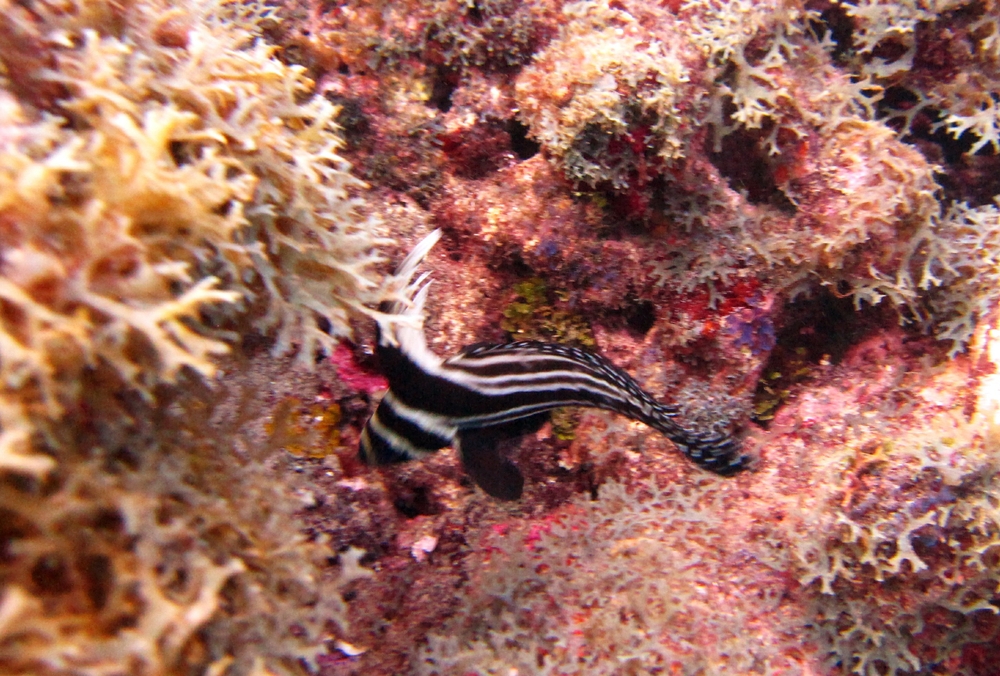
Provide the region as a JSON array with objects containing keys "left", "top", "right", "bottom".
[{"left": 374, "top": 229, "right": 441, "bottom": 340}]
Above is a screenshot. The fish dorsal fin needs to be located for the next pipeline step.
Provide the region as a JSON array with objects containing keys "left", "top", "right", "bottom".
[
  {"left": 457, "top": 428, "right": 525, "bottom": 501},
  {"left": 371, "top": 230, "right": 445, "bottom": 376},
  {"left": 373, "top": 230, "right": 442, "bottom": 349},
  {"left": 451, "top": 341, "right": 501, "bottom": 359}
]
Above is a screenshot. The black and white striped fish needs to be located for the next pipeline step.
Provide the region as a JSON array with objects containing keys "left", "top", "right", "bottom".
[{"left": 359, "top": 230, "right": 748, "bottom": 500}]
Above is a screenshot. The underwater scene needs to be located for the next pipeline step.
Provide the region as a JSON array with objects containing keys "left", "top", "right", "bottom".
[{"left": 2, "top": 0, "right": 1000, "bottom": 673}]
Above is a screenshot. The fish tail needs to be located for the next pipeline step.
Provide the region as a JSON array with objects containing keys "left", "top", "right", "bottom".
[
  {"left": 671, "top": 429, "right": 748, "bottom": 475},
  {"left": 646, "top": 403, "right": 748, "bottom": 475}
]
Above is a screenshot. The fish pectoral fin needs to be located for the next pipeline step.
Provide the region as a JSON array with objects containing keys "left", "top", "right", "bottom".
[{"left": 457, "top": 430, "right": 524, "bottom": 501}]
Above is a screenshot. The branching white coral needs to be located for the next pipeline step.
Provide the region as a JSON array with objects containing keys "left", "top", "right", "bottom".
[
  {"left": 929, "top": 199, "right": 1000, "bottom": 354},
  {"left": 793, "top": 358, "right": 1000, "bottom": 675},
  {"left": 840, "top": 0, "right": 1000, "bottom": 154},
  {"left": 515, "top": 0, "right": 695, "bottom": 187},
  {"left": 0, "top": 0, "right": 387, "bottom": 474},
  {"left": 684, "top": 0, "right": 826, "bottom": 144},
  {"left": 419, "top": 478, "right": 802, "bottom": 675}
]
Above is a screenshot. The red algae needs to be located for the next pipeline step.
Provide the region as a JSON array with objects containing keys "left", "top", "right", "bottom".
[{"left": 330, "top": 343, "right": 388, "bottom": 395}]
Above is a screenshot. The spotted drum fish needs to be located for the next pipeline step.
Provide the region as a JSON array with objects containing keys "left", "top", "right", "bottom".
[{"left": 359, "top": 230, "right": 748, "bottom": 500}]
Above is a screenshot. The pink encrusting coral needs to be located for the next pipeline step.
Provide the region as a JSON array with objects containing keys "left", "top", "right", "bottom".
[{"left": 4, "top": 0, "right": 1000, "bottom": 674}]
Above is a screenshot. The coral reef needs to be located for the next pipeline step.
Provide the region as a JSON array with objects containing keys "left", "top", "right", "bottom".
[
  {"left": 0, "top": 366, "right": 367, "bottom": 675},
  {"left": 300, "top": 0, "right": 1000, "bottom": 670},
  {"left": 4, "top": 0, "right": 1000, "bottom": 673},
  {"left": 499, "top": 277, "right": 596, "bottom": 347},
  {"left": 0, "top": 0, "right": 385, "bottom": 673},
  {"left": 928, "top": 198, "right": 1000, "bottom": 353},
  {"left": 417, "top": 477, "right": 803, "bottom": 674},
  {"left": 841, "top": 0, "right": 1000, "bottom": 155},
  {"left": 515, "top": 0, "right": 697, "bottom": 189},
  {"left": 414, "top": 316, "right": 1000, "bottom": 676},
  {"left": 0, "top": 0, "right": 383, "bottom": 474},
  {"left": 785, "top": 324, "right": 1000, "bottom": 675}
]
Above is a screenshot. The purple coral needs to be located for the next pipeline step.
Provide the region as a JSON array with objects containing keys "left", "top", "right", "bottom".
[{"left": 727, "top": 300, "right": 777, "bottom": 355}]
